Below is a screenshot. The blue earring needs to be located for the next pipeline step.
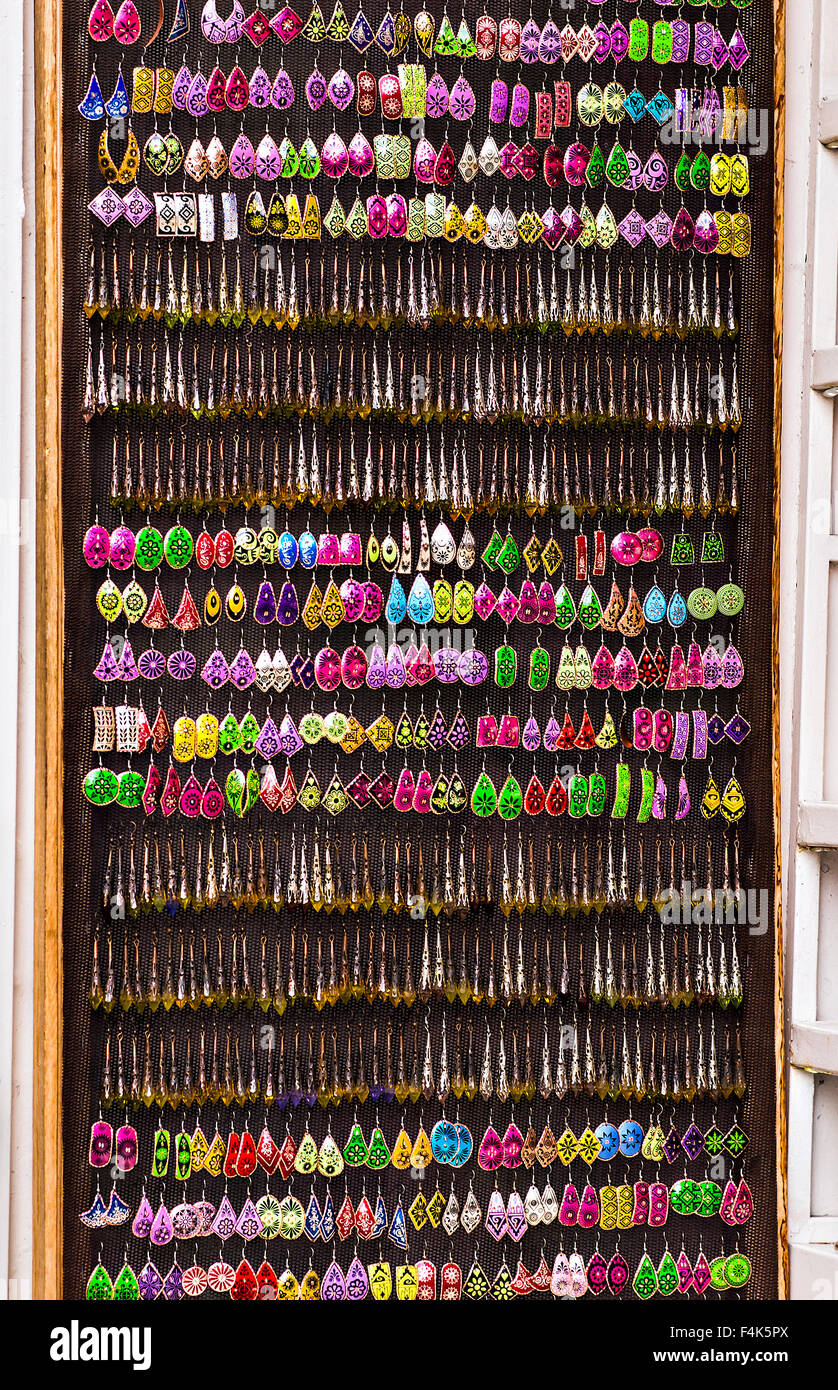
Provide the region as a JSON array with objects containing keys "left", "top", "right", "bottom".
[
  {"left": 104, "top": 70, "right": 130, "bottom": 119},
  {"left": 167, "top": 0, "right": 190, "bottom": 42},
  {"left": 79, "top": 71, "right": 105, "bottom": 120}
]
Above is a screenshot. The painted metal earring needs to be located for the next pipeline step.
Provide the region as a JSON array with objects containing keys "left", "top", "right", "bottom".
[
  {"left": 89, "top": 1115, "right": 112, "bottom": 1167},
  {"left": 98, "top": 128, "right": 140, "bottom": 185},
  {"left": 86, "top": 1258, "right": 114, "bottom": 1300},
  {"left": 105, "top": 69, "right": 130, "bottom": 118},
  {"left": 115, "top": 1122, "right": 137, "bottom": 1170},
  {"left": 79, "top": 69, "right": 106, "bottom": 119},
  {"left": 80, "top": 1187, "right": 110, "bottom": 1228},
  {"left": 88, "top": 0, "right": 115, "bottom": 39}
]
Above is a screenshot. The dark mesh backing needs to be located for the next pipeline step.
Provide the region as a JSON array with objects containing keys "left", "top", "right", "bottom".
[{"left": 61, "top": 0, "right": 779, "bottom": 1299}]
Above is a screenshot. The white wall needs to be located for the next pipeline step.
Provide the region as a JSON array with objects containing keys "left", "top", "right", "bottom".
[
  {"left": 0, "top": 0, "right": 33, "bottom": 1301},
  {"left": 781, "top": 0, "right": 838, "bottom": 1295}
]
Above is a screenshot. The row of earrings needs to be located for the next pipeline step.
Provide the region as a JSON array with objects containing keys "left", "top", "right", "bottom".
[
  {"left": 83, "top": 0, "right": 756, "bottom": 55},
  {"left": 105, "top": 419, "right": 740, "bottom": 519},
  {"left": 86, "top": 1171, "right": 752, "bottom": 1250},
  {"left": 99, "top": 1008, "right": 747, "bottom": 1110},
  {"left": 90, "top": 1106, "right": 749, "bottom": 1184},
  {"left": 85, "top": 240, "right": 739, "bottom": 341},
  {"left": 90, "top": 914, "right": 743, "bottom": 1016},
  {"left": 83, "top": 319, "right": 742, "bottom": 430},
  {"left": 101, "top": 824, "right": 748, "bottom": 920},
  {"left": 82, "top": 1241, "right": 756, "bottom": 1302}
]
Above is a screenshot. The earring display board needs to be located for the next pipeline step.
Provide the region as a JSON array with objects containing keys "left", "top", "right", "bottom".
[{"left": 59, "top": 0, "right": 783, "bottom": 1302}]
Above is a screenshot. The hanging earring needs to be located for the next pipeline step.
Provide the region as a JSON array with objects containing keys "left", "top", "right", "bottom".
[
  {"left": 113, "top": 0, "right": 142, "bottom": 44},
  {"left": 105, "top": 66, "right": 130, "bottom": 118},
  {"left": 80, "top": 67, "right": 106, "bottom": 119}
]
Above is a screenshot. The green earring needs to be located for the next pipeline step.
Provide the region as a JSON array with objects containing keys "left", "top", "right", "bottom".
[
  {"left": 687, "top": 585, "right": 718, "bottom": 620},
  {"left": 86, "top": 1262, "right": 114, "bottom": 1300},
  {"left": 343, "top": 1123, "right": 369, "bottom": 1167},
  {"left": 495, "top": 532, "right": 521, "bottom": 575},
  {"left": 395, "top": 710, "right": 414, "bottom": 749},
  {"left": 238, "top": 710, "right": 261, "bottom": 755},
  {"left": 113, "top": 1261, "right": 140, "bottom": 1301},
  {"left": 482, "top": 529, "right": 503, "bottom": 568},
  {"left": 670, "top": 532, "right": 695, "bottom": 565},
  {"left": 498, "top": 774, "right": 523, "bottom": 820},
  {"left": 556, "top": 644, "right": 576, "bottom": 690},
  {"left": 656, "top": 1250, "right": 679, "bottom": 1298},
  {"left": 587, "top": 771, "right": 607, "bottom": 816},
  {"left": 652, "top": 19, "right": 673, "bottom": 64},
  {"left": 596, "top": 707, "right": 619, "bottom": 751},
  {"left": 430, "top": 772, "right": 448, "bottom": 813},
  {"left": 578, "top": 584, "right": 603, "bottom": 629},
  {"left": 554, "top": 583, "right": 576, "bottom": 628},
  {"left": 471, "top": 769, "right": 498, "bottom": 817},
  {"left": 494, "top": 645, "right": 516, "bottom": 688},
  {"left": 175, "top": 1130, "right": 192, "bottom": 1180},
  {"left": 612, "top": 763, "right": 631, "bottom": 818},
  {"left": 716, "top": 581, "right": 745, "bottom": 616},
  {"left": 700, "top": 529, "right": 725, "bottom": 563},
  {"left": 574, "top": 644, "right": 593, "bottom": 689},
  {"left": 632, "top": 1251, "right": 658, "bottom": 1300},
  {"left": 152, "top": 1126, "right": 170, "bottom": 1178},
  {"left": 568, "top": 774, "right": 589, "bottom": 819},
  {"left": 413, "top": 710, "right": 430, "bottom": 748},
  {"left": 366, "top": 1127, "right": 391, "bottom": 1169},
  {"left": 637, "top": 767, "right": 655, "bottom": 823},
  {"left": 529, "top": 646, "right": 550, "bottom": 691}
]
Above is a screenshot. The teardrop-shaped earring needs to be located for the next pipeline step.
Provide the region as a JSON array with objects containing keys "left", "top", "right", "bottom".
[
  {"left": 113, "top": 0, "right": 141, "bottom": 44},
  {"left": 225, "top": 580, "right": 247, "bottom": 621},
  {"left": 471, "top": 764, "right": 498, "bottom": 818},
  {"left": 88, "top": 0, "right": 116, "bottom": 38},
  {"left": 497, "top": 771, "right": 523, "bottom": 821},
  {"left": 617, "top": 587, "right": 646, "bottom": 638},
  {"left": 115, "top": 128, "right": 140, "bottom": 184},
  {"left": 105, "top": 68, "right": 130, "bottom": 118},
  {"left": 700, "top": 769, "right": 721, "bottom": 820},
  {"left": 720, "top": 774, "right": 746, "bottom": 824},
  {"left": 599, "top": 579, "right": 624, "bottom": 630},
  {"left": 80, "top": 69, "right": 106, "bottom": 119}
]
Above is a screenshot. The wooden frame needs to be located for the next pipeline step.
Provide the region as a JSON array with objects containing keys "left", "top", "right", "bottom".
[
  {"left": 33, "top": 0, "right": 63, "bottom": 1300},
  {"left": 26, "top": 0, "right": 790, "bottom": 1302}
]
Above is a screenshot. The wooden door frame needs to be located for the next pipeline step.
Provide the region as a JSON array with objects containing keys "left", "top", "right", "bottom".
[{"left": 33, "top": 0, "right": 63, "bottom": 1301}]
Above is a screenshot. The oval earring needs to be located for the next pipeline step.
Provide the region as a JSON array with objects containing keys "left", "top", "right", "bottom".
[
  {"left": 97, "top": 128, "right": 120, "bottom": 183},
  {"left": 117, "top": 128, "right": 141, "bottom": 185},
  {"left": 113, "top": 0, "right": 141, "bottom": 44}
]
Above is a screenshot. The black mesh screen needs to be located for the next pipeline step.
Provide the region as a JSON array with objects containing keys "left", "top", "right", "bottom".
[{"left": 62, "top": 0, "right": 779, "bottom": 1300}]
